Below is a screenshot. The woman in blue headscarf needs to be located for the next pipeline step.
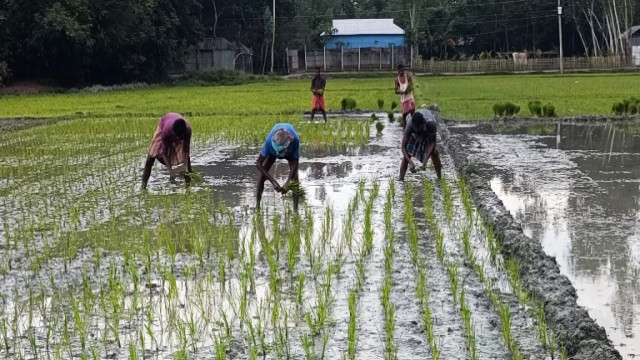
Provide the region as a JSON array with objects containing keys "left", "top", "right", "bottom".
[{"left": 256, "top": 123, "right": 301, "bottom": 209}]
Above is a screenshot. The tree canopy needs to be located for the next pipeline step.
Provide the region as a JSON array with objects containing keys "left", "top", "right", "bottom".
[{"left": 0, "top": 0, "right": 638, "bottom": 84}]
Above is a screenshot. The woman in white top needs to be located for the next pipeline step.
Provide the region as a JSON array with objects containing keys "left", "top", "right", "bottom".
[{"left": 394, "top": 64, "right": 416, "bottom": 128}]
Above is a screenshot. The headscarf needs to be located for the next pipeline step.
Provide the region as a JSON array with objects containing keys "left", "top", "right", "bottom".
[{"left": 271, "top": 129, "right": 292, "bottom": 154}]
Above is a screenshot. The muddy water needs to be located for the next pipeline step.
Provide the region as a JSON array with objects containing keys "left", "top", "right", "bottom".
[
  {"left": 1, "top": 116, "right": 555, "bottom": 359},
  {"left": 448, "top": 121, "right": 640, "bottom": 359}
]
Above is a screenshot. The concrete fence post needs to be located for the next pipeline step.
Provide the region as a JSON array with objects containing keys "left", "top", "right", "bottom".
[
  {"left": 410, "top": 45, "right": 413, "bottom": 69},
  {"left": 391, "top": 45, "right": 394, "bottom": 69},
  {"left": 341, "top": 46, "right": 344, "bottom": 71},
  {"left": 358, "top": 47, "right": 361, "bottom": 71},
  {"left": 304, "top": 46, "right": 307, "bottom": 71},
  {"left": 323, "top": 47, "right": 327, "bottom": 71}
]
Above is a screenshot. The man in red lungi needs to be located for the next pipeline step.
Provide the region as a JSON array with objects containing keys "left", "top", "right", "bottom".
[
  {"left": 310, "top": 67, "right": 327, "bottom": 122},
  {"left": 395, "top": 64, "right": 415, "bottom": 128}
]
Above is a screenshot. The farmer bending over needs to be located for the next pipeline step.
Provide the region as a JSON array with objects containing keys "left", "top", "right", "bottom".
[
  {"left": 142, "top": 112, "right": 192, "bottom": 189},
  {"left": 311, "top": 67, "right": 327, "bottom": 122},
  {"left": 399, "top": 109, "right": 442, "bottom": 181},
  {"left": 256, "top": 123, "right": 301, "bottom": 210},
  {"left": 395, "top": 64, "right": 415, "bottom": 128}
]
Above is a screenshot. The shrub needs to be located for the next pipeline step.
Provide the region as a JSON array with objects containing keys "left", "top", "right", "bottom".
[
  {"left": 177, "top": 68, "right": 276, "bottom": 87},
  {"left": 504, "top": 102, "right": 520, "bottom": 116},
  {"left": 377, "top": 99, "right": 384, "bottom": 109},
  {"left": 341, "top": 98, "right": 357, "bottom": 110},
  {"left": 376, "top": 121, "right": 385, "bottom": 133},
  {"left": 391, "top": 101, "right": 398, "bottom": 110},
  {"left": 528, "top": 101, "right": 542, "bottom": 117},
  {"left": 493, "top": 103, "right": 506, "bottom": 117},
  {"left": 542, "top": 104, "right": 556, "bottom": 117}
]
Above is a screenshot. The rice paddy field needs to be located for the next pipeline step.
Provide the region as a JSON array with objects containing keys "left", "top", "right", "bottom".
[{"left": 0, "top": 73, "right": 639, "bottom": 360}]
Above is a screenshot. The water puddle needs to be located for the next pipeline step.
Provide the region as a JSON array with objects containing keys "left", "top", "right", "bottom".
[{"left": 448, "top": 120, "right": 640, "bottom": 359}]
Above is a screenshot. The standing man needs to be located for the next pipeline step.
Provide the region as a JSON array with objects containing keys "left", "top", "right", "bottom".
[
  {"left": 310, "top": 67, "right": 327, "bottom": 122},
  {"left": 256, "top": 123, "right": 301, "bottom": 210},
  {"left": 399, "top": 109, "right": 442, "bottom": 181},
  {"left": 142, "top": 112, "right": 192, "bottom": 189},
  {"left": 395, "top": 64, "right": 415, "bottom": 128}
]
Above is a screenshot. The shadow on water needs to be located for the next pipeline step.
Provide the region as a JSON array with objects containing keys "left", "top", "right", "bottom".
[{"left": 449, "top": 121, "right": 640, "bottom": 359}]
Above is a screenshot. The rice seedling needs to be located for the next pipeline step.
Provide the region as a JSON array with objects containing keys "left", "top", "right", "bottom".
[
  {"left": 363, "top": 199, "right": 374, "bottom": 255},
  {"left": 499, "top": 301, "right": 514, "bottom": 352},
  {"left": 301, "top": 332, "right": 316, "bottom": 360},
  {"left": 560, "top": 347, "right": 568, "bottom": 360},
  {"left": 506, "top": 258, "right": 528, "bottom": 304},
  {"left": 435, "top": 228, "right": 445, "bottom": 263},
  {"left": 457, "top": 176, "right": 473, "bottom": 219},
  {"left": 446, "top": 262, "right": 459, "bottom": 305},
  {"left": 376, "top": 121, "right": 385, "bottom": 133},
  {"left": 297, "top": 272, "right": 306, "bottom": 306},
  {"left": 347, "top": 289, "right": 357, "bottom": 360},
  {"left": 371, "top": 180, "right": 380, "bottom": 199},
  {"left": 483, "top": 222, "right": 500, "bottom": 262},
  {"left": 440, "top": 177, "right": 454, "bottom": 221},
  {"left": 534, "top": 300, "right": 549, "bottom": 349},
  {"left": 384, "top": 303, "right": 396, "bottom": 360},
  {"left": 283, "top": 180, "right": 307, "bottom": 199},
  {"left": 184, "top": 171, "right": 204, "bottom": 184},
  {"left": 549, "top": 330, "right": 557, "bottom": 359},
  {"left": 461, "top": 223, "right": 475, "bottom": 263}
]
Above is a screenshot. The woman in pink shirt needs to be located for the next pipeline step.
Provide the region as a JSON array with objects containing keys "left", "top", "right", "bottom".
[{"left": 142, "top": 112, "right": 192, "bottom": 189}]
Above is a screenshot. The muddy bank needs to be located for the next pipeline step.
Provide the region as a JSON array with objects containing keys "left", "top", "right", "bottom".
[
  {"left": 443, "top": 114, "right": 640, "bottom": 124},
  {"left": 439, "top": 122, "right": 623, "bottom": 360}
]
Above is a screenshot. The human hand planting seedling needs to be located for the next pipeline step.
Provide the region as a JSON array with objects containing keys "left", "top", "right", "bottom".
[
  {"left": 283, "top": 180, "right": 306, "bottom": 199},
  {"left": 142, "top": 112, "right": 193, "bottom": 189},
  {"left": 184, "top": 171, "right": 204, "bottom": 184},
  {"left": 256, "top": 123, "right": 301, "bottom": 210}
]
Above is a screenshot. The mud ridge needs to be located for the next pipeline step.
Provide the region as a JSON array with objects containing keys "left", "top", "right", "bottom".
[
  {"left": 443, "top": 114, "right": 640, "bottom": 124},
  {"left": 438, "top": 121, "right": 623, "bottom": 360}
]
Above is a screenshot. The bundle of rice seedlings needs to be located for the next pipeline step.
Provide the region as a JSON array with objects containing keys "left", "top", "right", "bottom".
[
  {"left": 185, "top": 171, "right": 204, "bottom": 184},
  {"left": 376, "top": 121, "right": 385, "bottom": 133},
  {"left": 283, "top": 180, "right": 307, "bottom": 198}
]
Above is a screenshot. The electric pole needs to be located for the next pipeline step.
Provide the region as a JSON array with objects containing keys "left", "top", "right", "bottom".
[
  {"left": 558, "top": 0, "right": 563, "bottom": 73},
  {"left": 271, "top": 0, "right": 275, "bottom": 74}
]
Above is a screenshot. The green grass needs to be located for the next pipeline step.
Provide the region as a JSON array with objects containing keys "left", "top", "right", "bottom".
[
  {"left": 2, "top": 73, "right": 639, "bottom": 119},
  {"left": 417, "top": 73, "right": 640, "bottom": 119},
  {"left": 0, "top": 79, "right": 398, "bottom": 118}
]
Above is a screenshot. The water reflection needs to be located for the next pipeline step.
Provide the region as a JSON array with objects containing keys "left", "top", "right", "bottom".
[{"left": 451, "top": 121, "right": 640, "bottom": 358}]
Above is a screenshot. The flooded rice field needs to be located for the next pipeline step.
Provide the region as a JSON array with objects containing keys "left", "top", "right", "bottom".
[
  {"left": 0, "top": 114, "right": 624, "bottom": 359},
  {"left": 447, "top": 120, "right": 640, "bottom": 359}
]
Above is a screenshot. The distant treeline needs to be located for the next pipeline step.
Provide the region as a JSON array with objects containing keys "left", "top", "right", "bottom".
[{"left": 0, "top": 0, "right": 637, "bottom": 85}]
